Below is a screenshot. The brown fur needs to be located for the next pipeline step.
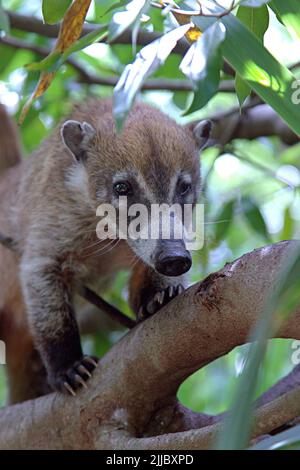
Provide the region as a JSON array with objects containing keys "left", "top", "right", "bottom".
[
  {"left": 0, "top": 104, "right": 22, "bottom": 174},
  {"left": 0, "top": 98, "right": 204, "bottom": 402}
]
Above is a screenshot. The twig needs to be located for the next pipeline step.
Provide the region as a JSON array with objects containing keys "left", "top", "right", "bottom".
[
  {"left": 151, "top": 0, "right": 237, "bottom": 18},
  {"left": 6, "top": 10, "right": 189, "bottom": 54},
  {"left": 79, "top": 285, "right": 135, "bottom": 330}
]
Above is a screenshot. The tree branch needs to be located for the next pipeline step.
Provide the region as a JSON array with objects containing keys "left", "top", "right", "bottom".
[
  {"left": 209, "top": 103, "right": 299, "bottom": 145},
  {"left": 6, "top": 10, "right": 189, "bottom": 55},
  {"left": 2, "top": 35, "right": 297, "bottom": 143},
  {"left": 0, "top": 240, "right": 300, "bottom": 449},
  {"left": 79, "top": 285, "right": 135, "bottom": 330},
  {"left": 0, "top": 36, "right": 234, "bottom": 93}
]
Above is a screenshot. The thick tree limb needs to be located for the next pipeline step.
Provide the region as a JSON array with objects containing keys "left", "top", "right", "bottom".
[{"left": 0, "top": 240, "right": 300, "bottom": 449}]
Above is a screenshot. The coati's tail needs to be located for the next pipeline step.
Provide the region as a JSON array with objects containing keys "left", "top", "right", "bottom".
[{"left": 0, "top": 104, "right": 22, "bottom": 176}]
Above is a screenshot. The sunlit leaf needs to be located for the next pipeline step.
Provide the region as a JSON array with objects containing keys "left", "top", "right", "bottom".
[
  {"left": 180, "top": 21, "right": 226, "bottom": 114},
  {"left": 20, "top": 0, "right": 92, "bottom": 123},
  {"left": 271, "top": 0, "right": 300, "bottom": 41},
  {"left": 108, "top": 0, "right": 151, "bottom": 42},
  {"left": 55, "top": 0, "right": 92, "bottom": 51},
  {"left": 113, "top": 23, "right": 191, "bottom": 129},
  {"left": 42, "top": 0, "right": 72, "bottom": 25},
  {"left": 179, "top": 0, "right": 300, "bottom": 136},
  {"left": 235, "top": 4, "right": 269, "bottom": 107}
]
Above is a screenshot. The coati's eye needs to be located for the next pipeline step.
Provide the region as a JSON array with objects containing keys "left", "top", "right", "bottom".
[
  {"left": 177, "top": 179, "right": 192, "bottom": 196},
  {"left": 113, "top": 181, "right": 133, "bottom": 196}
]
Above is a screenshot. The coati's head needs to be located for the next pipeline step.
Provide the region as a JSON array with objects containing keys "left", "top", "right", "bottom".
[{"left": 61, "top": 101, "right": 211, "bottom": 277}]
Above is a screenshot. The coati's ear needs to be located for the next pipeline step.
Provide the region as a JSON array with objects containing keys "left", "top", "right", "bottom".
[
  {"left": 61, "top": 120, "right": 95, "bottom": 161},
  {"left": 190, "top": 120, "right": 212, "bottom": 149}
]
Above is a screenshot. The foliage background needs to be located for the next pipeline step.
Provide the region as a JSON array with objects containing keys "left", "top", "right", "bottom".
[{"left": 0, "top": 0, "right": 300, "bottom": 417}]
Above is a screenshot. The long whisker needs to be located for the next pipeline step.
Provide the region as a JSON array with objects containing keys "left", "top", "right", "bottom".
[
  {"left": 85, "top": 237, "right": 114, "bottom": 252},
  {"left": 130, "top": 256, "right": 140, "bottom": 270},
  {"left": 87, "top": 239, "right": 117, "bottom": 257},
  {"left": 89, "top": 239, "right": 121, "bottom": 258}
]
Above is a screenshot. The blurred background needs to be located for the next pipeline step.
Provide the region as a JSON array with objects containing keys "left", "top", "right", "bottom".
[{"left": 0, "top": 0, "right": 300, "bottom": 414}]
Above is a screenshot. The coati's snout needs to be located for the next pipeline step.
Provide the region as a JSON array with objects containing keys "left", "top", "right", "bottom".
[{"left": 154, "top": 240, "right": 192, "bottom": 276}]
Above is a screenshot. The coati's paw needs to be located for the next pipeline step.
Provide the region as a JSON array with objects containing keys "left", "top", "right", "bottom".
[
  {"left": 138, "top": 284, "right": 185, "bottom": 322},
  {"left": 51, "top": 355, "right": 98, "bottom": 396}
]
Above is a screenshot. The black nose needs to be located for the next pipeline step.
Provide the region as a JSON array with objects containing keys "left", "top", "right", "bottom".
[{"left": 155, "top": 251, "right": 192, "bottom": 276}]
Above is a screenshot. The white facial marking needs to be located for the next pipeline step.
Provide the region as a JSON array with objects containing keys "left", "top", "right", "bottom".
[{"left": 65, "top": 163, "right": 92, "bottom": 206}]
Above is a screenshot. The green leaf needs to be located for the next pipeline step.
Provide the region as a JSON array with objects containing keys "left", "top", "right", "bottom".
[
  {"left": 239, "top": 0, "right": 269, "bottom": 6},
  {"left": 42, "top": 0, "right": 72, "bottom": 25},
  {"left": 60, "top": 26, "right": 108, "bottom": 59},
  {"left": 113, "top": 23, "right": 192, "bottom": 129},
  {"left": 26, "top": 26, "right": 108, "bottom": 73},
  {"left": 100, "top": 0, "right": 128, "bottom": 18},
  {"left": 214, "top": 200, "right": 235, "bottom": 244},
  {"left": 281, "top": 206, "right": 294, "bottom": 240},
  {"left": 187, "top": 3, "right": 300, "bottom": 137},
  {"left": 180, "top": 21, "right": 226, "bottom": 114},
  {"left": 235, "top": 4, "right": 269, "bottom": 106},
  {"left": 242, "top": 197, "right": 270, "bottom": 241},
  {"left": 108, "top": 0, "right": 151, "bottom": 42},
  {"left": 271, "top": 0, "right": 300, "bottom": 41},
  {"left": 235, "top": 73, "right": 251, "bottom": 108},
  {"left": 0, "top": 2, "right": 9, "bottom": 36},
  {"left": 237, "top": 4, "right": 269, "bottom": 38}
]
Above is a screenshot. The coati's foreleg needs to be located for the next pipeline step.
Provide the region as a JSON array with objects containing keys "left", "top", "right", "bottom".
[
  {"left": 20, "top": 252, "right": 98, "bottom": 395},
  {"left": 129, "top": 262, "right": 186, "bottom": 322}
]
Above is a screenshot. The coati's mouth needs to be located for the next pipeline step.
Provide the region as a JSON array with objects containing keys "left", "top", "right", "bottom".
[{"left": 153, "top": 240, "right": 192, "bottom": 277}]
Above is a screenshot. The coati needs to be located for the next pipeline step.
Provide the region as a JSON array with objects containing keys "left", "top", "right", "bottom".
[{"left": 0, "top": 99, "right": 211, "bottom": 402}]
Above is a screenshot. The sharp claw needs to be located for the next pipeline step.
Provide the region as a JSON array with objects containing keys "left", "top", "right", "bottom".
[
  {"left": 74, "top": 374, "right": 88, "bottom": 389},
  {"left": 138, "top": 306, "right": 144, "bottom": 316},
  {"left": 154, "top": 291, "right": 164, "bottom": 305},
  {"left": 63, "top": 381, "right": 76, "bottom": 396},
  {"left": 137, "top": 306, "right": 145, "bottom": 321},
  {"left": 177, "top": 284, "right": 184, "bottom": 295},
  {"left": 78, "top": 364, "right": 92, "bottom": 378},
  {"left": 83, "top": 356, "right": 98, "bottom": 368}
]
